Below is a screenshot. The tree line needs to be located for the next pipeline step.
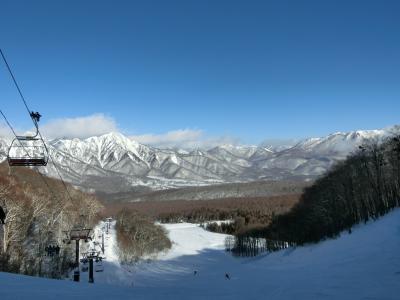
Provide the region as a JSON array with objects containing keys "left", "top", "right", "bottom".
[
  {"left": 102, "top": 194, "right": 299, "bottom": 236},
  {"left": 262, "top": 135, "right": 400, "bottom": 245},
  {"left": 225, "top": 236, "right": 295, "bottom": 257}
]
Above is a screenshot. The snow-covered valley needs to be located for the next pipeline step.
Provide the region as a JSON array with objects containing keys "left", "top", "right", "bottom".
[{"left": 1, "top": 209, "right": 400, "bottom": 299}]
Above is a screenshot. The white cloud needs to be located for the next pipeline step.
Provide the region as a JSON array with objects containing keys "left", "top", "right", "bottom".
[
  {"left": 131, "top": 129, "right": 240, "bottom": 149},
  {"left": 1, "top": 113, "right": 242, "bottom": 149},
  {"left": 41, "top": 114, "right": 119, "bottom": 139},
  {"left": 0, "top": 125, "right": 11, "bottom": 139},
  {"left": 0, "top": 122, "right": 18, "bottom": 139},
  {"left": 131, "top": 129, "right": 202, "bottom": 146}
]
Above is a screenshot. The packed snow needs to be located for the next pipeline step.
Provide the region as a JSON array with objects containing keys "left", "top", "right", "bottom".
[{"left": 1, "top": 209, "right": 400, "bottom": 299}]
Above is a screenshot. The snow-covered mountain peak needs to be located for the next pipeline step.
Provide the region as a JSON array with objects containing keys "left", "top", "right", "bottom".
[
  {"left": 1, "top": 125, "right": 399, "bottom": 192},
  {"left": 292, "top": 126, "right": 398, "bottom": 155},
  {"left": 48, "top": 131, "right": 153, "bottom": 169},
  {"left": 211, "top": 144, "right": 260, "bottom": 159},
  {"left": 218, "top": 144, "right": 257, "bottom": 150},
  {"left": 85, "top": 132, "right": 140, "bottom": 149}
]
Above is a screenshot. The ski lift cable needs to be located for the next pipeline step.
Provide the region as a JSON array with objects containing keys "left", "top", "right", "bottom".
[
  {"left": 0, "top": 49, "right": 73, "bottom": 202},
  {"left": 37, "top": 130, "right": 74, "bottom": 202},
  {"left": 36, "top": 167, "right": 61, "bottom": 203},
  {"left": 0, "top": 109, "right": 59, "bottom": 202},
  {"left": 0, "top": 109, "right": 32, "bottom": 158},
  {"left": 0, "top": 110, "right": 22, "bottom": 141},
  {"left": 0, "top": 49, "right": 34, "bottom": 123}
]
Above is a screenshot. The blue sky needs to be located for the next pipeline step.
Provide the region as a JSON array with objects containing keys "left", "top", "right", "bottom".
[{"left": 1, "top": 0, "right": 400, "bottom": 146}]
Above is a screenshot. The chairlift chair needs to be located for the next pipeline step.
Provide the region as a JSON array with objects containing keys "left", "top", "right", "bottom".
[
  {"left": 81, "top": 265, "right": 89, "bottom": 272},
  {"left": 80, "top": 258, "right": 89, "bottom": 272},
  {"left": 95, "top": 258, "right": 104, "bottom": 272},
  {"left": 7, "top": 124, "right": 48, "bottom": 167}
]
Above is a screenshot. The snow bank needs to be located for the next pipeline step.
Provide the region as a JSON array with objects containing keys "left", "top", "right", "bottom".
[{"left": 1, "top": 209, "right": 400, "bottom": 299}]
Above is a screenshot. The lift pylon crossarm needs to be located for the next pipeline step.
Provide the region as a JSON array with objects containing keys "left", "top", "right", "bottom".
[{"left": 69, "top": 228, "right": 92, "bottom": 241}]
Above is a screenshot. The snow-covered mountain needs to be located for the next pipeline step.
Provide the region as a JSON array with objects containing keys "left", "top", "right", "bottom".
[{"left": 0, "top": 126, "right": 398, "bottom": 192}]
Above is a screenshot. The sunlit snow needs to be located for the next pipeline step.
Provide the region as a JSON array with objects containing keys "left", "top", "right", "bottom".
[{"left": 1, "top": 209, "right": 400, "bottom": 299}]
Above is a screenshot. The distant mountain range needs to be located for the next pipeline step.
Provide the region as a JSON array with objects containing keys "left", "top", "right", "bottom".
[{"left": 0, "top": 126, "right": 398, "bottom": 193}]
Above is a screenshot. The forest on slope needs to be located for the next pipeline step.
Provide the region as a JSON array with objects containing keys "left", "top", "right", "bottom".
[
  {"left": 0, "top": 162, "right": 103, "bottom": 277},
  {"left": 102, "top": 193, "right": 300, "bottom": 236},
  {"left": 256, "top": 135, "right": 400, "bottom": 245}
]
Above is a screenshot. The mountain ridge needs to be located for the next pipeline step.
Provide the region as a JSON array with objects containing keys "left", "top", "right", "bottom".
[{"left": 0, "top": 125, "right": 398, "bottom": 192}]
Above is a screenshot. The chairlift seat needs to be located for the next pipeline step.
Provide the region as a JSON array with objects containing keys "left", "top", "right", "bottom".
[
  {"left": 81, "top": 265, "right": 89, "bottom": 272},
  {"left": 7, "top": 135, "right": 48, "bottom": 167},
  {"left": 95, "top": 261, "right": 104, "bottom": 272},
  {"left": 8, "top": 157, "right": 48, "bottom": 166}
]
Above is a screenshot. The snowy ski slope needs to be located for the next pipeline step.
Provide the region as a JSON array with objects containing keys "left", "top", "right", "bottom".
[{"left": 1, "top": 209, "right": 400, "bottom": 299}]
